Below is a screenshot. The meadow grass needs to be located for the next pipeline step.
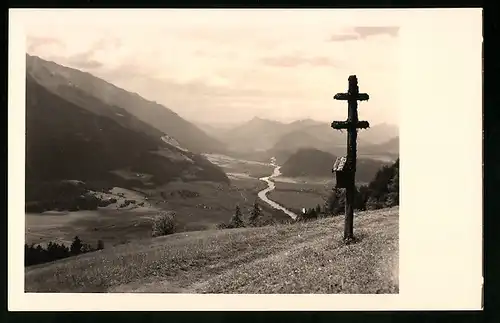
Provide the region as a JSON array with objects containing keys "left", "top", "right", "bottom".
[{"left": 25, "top": 207, "right": 398, "bottom": 294}]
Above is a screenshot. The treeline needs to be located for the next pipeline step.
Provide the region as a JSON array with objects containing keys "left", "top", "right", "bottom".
[
  {"left": 218, "top": 202, "right": 279, "bottom": 229},
  {"left": 298, "top": 158, "right": 399, "bottom": 222},
  {"left": 25, "top": 236, "right": 104, "bottom": 267},
  {"left": 25, "top": 180, "right": 119, "bottom": 213}
]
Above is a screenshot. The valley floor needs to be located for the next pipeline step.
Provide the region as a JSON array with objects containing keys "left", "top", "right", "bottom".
[
  {"left": 25, "top": 207, "right": 398, "bottom": 294},
  {"left": 25, "top": 155, "right": 280, "bottom": 248}
]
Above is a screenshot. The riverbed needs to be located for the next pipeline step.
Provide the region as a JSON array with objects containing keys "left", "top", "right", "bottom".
[{"left": 258, "top": 164, "right": 298, "bottom": 220}]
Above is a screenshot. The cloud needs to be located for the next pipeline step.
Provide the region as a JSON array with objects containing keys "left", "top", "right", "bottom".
[
  {"left": 354, "top": 26, "right": 399, "bottom": 38},
  {"left": 259, "top": 54, "right": 338, "bottom": 68},
  {"left": 26, "top": 36, "right": 65, "bottom": 53},
  {"left": 24, "top": 18, "right": 399, "bottom": 125},
  {"left": 64, "top": 51, "right": 103, "bottom": 69},
  {"left": 39, "top": 37, "right": 124, "bottom": 70},
  {"left": 329, "top": 26, "right": 399, "bottom": 42},
  {"left": 45, "top": 50, "right": 103, "bottom": 70},
  {"left": 329, "top": 34, "right": 360, "bottom": 42}
]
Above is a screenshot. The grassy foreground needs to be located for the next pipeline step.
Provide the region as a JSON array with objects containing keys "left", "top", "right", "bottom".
[{"left": 25, "top": 207, "right": 398, "bottom": 294}]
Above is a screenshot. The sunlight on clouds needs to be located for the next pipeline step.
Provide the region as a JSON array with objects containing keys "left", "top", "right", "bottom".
[{"left": 23, "top": 10, "right": 400, "bottom": 124}]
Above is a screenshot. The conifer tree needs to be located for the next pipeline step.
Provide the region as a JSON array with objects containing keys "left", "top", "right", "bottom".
[
  {"left": 70, "top": 236, "right": 83, "bottom": 255},
  {"left": 249, "top": 201, "right": 261, "bottom": 226},
  {"left": 230, "top": 205, "right": 244, "bottom": 228}
]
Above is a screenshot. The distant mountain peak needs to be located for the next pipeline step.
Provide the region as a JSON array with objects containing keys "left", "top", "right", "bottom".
[{"left": 248, "top": 116, "right": 281, "bottom": 124}]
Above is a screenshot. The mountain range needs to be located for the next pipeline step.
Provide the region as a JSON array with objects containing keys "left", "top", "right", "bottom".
[
  {"left": 26, "top": 54, "right": 226, "bottom": 154},
  {"left": 201, "top": 116, "right": 398, "bottom": 164},
  {"left": 25, "top": 55, "right": 229, "bottom": 204}
]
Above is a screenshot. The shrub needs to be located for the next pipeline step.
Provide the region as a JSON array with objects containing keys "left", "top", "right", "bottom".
[
  {"left": 216, "top": 222, "right": 228, "bottom": 229},
  {"left": 81, "top": 243, "right": 94, "bottom": 253},
  {"left": 325, "top": 188, "right": 346, "bottom": 216},
  {"left": 98, "top": 199, "right": 113, "bottom": 207},
  {"left": 296, "top": 207, "right": 319, "bottom": 222},
  {"left": 68, "top": 205, "right": 79, "bottom": 212},
  {"left": 152, "top": 211, "right": 177, "bottom": 237}
]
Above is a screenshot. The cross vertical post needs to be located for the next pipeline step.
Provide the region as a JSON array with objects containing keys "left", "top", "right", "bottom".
[{"left": 331, "top": 75, "right": 370, "bottom": 243}]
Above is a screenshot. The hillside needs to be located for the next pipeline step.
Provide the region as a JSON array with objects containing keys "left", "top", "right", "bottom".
[
  {"left": 279, "top": 148, "right": 388, "bottom": 183},
  {"left": 280, "top": 148, "right": 336, "bottom": 178},
  {"left": 272, "top": 129, "right": 328, "bottom": 152},
  {"left": 361, "top": 136, "right": 399, "bottom": 157},
  {"left": 25, "top": 74, "right": 229, "bottom": 207},
  {"left": 194, "top": 121, "right": 241, "bottom": 142},
  {"left": 359, "top": 123, "right": 399, "bottom": 145},
  {"left": 26, "top": 54, "right": 226, "bottom": 154},
  {"left": 222, "top": 117, "right": 288, "bottom": 152},
  {"left": 25, "top": 207, "right": 398, "bottom": 293}
]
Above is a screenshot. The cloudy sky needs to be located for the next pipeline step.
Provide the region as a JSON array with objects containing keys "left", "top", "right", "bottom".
[{"left": 24, "top": 10, "right": 399, "bottom": 125}]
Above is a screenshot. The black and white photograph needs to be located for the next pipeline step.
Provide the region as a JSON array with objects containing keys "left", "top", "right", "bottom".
[{"left": 9, "top": 8, "right": 482, "bottom": 310}]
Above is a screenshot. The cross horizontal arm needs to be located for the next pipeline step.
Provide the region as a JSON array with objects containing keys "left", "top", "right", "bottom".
[
  {"left": 331, "top": 120, "right": 370, "bottom": 130},
  {"left": 331, "top": 121, "right": 349, "bottom": 129},
  {"left": 357, "top": 120, "right": 370, "bottom": 129},
  {"left": 333, "top": 92, "right": 370, "bottom": 101}
]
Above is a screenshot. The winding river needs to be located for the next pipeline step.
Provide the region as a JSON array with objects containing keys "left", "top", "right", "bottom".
[{"left": 258, "top": 163, "right": 298, "bottom": 220}]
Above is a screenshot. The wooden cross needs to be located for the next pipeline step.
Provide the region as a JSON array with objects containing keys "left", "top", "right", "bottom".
[{"left": 331, "top": 75, "right": 370, "bottom": 243}]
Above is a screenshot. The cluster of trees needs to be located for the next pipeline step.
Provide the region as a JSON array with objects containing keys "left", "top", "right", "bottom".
[
  {"left": 218, "top": 202, "right": 264, "bottom": 229},
  {"left": 25, "top": 180, "right": 119, "bottom": 213},
  {"left": 295, "top": 158, "right": 399, "bottom": 222},
  {"left": 25, "top": 236, "right": 104, "bottom": 267},
  {"left": 362, "top": 158, "right": 399, "bottom": 210},
  {"left": 26, "top": 194, "right": 118, "bottom": 213}
]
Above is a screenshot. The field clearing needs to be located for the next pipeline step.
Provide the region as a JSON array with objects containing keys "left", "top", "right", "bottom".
[
  {"left": 268, "top": 179, "right": 333, "bottom": 214},
  {"left": 203, "top": 153, "right": 274, "bottom": 179},
  {"left": 26, "top": 209, "right": 159, "bottom": 248},
  {"left": 25, "top": 177, "right": 279, "bottom": 248},
  {"left": 25, "top": 207, "right": 398, "bottom": 294}
]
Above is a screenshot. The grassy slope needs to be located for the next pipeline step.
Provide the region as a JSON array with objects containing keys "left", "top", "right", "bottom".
[{"left": 25, "top": 207, "right": 398, "bottom": 294}]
